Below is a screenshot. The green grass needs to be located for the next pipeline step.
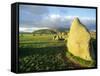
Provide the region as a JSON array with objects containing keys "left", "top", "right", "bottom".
[
  {"left": 19, "top": 34, "right": 65, "bottom": 48},
  {"left": 66, "top": 51, "right": 95, "bottom": 67},
  {"left": 19, "top": 33, "right": 96, "bottom": 72},
  {"left": 19, "top": 34, "right": 70, "bottom": 72},
  {"left": 19, "top": 34, "right": 55, "bottom": 42},
  {"left": 19, "top": 47, "right": 69, "bottom": 72}
]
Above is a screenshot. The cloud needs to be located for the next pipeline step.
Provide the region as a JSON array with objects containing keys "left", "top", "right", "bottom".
[
  {"left": 19, "top": 5, "right": 49, "bottom": 27},
  {"left": 20, "top": 5, "right": 49, "bottom": 15},
  {"left": 49, "top": 14, "right": 61, "bottom": 19},
  {"left": 19, "top": 27, "right": 49, "bottom": 32},
  {"left": 38, "top": 14, "right": 71, "bottom": 29},
  {"left": 19, "top": 5, "right": 96, "bottom": 31}
]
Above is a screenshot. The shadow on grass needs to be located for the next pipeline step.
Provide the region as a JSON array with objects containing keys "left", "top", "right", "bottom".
[
  {"left": 19, "top": 45, "right": 66, "bottom": 58},
  {"left": 18, "top": 39, "right": 97, "bottom": 73}
]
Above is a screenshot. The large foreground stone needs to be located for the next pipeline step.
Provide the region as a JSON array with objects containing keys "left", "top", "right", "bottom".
[{"left": 67, "top": 17, "right": 92, "bottom": 61}]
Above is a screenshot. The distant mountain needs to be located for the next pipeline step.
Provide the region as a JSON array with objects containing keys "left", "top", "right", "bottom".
[
  {"left": 32, "top": 29, "right": 58, "bottom": 34},
  {"left": 55, "top": 27, "right": 70, "bottom": 32}
]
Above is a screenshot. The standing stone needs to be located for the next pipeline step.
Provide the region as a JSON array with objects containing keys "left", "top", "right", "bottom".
[{"left": 67, "top": 17, "right": 92, "bottom": 61}]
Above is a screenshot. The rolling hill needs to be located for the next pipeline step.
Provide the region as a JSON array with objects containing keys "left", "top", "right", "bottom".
[{"left": 32, "top": 29, "right": 58, "bottom": 34}]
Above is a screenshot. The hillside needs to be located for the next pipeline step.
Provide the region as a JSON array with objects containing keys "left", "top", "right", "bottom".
[{"left": 32, "top": 29, "right": 58, "bottom": 34}]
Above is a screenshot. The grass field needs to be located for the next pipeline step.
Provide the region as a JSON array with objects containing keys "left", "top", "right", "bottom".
[{"left": 19, "top": 32, "right": 96, "bottom": 72}]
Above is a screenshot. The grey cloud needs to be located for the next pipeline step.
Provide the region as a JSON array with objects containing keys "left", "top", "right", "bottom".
[
  {"left": 20, "top": 5, "right": 49, "bottom": 16},
  {"left": 19, "top": 5, "right": 96, "bottom": 31}
]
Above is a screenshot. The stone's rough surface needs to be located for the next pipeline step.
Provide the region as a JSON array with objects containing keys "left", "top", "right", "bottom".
[{"left": 67, "top": 17, "right": 92, "bottom": 61}]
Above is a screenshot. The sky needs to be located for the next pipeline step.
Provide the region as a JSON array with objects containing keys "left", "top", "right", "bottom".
[{"left": 19, "top": 4, "right": 96, "bottom": 32}]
